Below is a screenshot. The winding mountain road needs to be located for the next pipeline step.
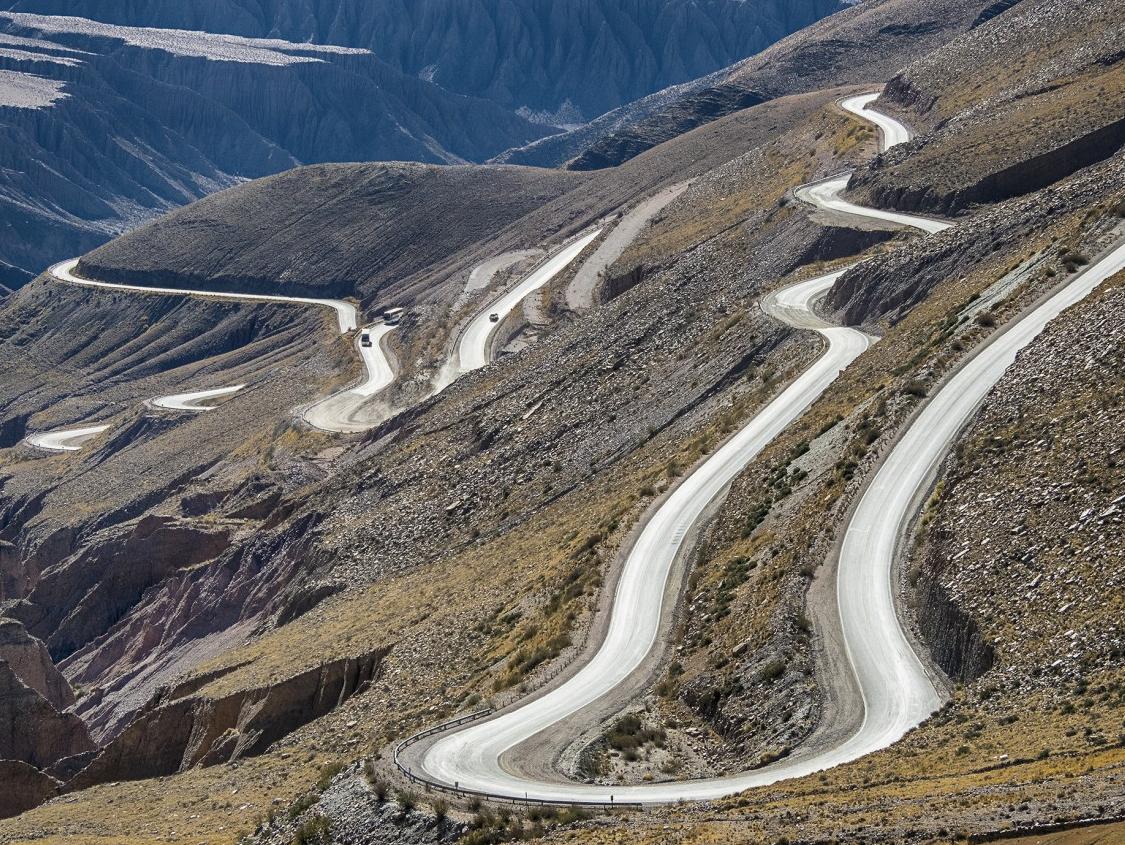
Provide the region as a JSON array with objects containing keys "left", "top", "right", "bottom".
[
  {"left": 49, "top": 258, "right": 359, "bottom": 333},
  {"left": 412, "top": 90, "right": 1120, "bottom": 804},
  {"left": 28, "top": 258, "right": 398, "bottom": 446},
  {"left": 795, "top": 94, "right": 949, "bottom": 235},
  {"left": 302, "top": 322, "right": 399, "bottom": 434},
  {"left": 25, "top": 424, "right": 110, "bottom": 452},
  {"left": 456, "top": 231, "right": 601, "bottom": 373},
  {"left": 151, "top": 385, "right": 246, "bottom": 411},
  {"left": 419, "top": 268, "right": 874, "bottom": 802}
]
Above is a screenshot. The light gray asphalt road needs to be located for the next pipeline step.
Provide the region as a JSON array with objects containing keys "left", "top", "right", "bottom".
[
  {"left": 24, "top": 424, "right": 110, "bottom": 452},
  {"left": 456, "top": 231, "right": 601, "bottom": 373},
  {"left": 302, "top": 321, "right": 398, "bottom": 433},
  {"left": 415, "top": 92, "right": 1120, "bottom": 805},
  {"left": 420, "top": 270, "right": 875, "bottom": 802},
  {"left": 50, "top": 258, "right": 359, "bottom": 333},
  {"left": 151, "top": 384, "right": 246, "bottom": 411},
  {"left": 794, "top": 94, "right": 949, "bottom": 234},
  {"left": 47, "top": 258, "right": 398, "bottom": 435}
]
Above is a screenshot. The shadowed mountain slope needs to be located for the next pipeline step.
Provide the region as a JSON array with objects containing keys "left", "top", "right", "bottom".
[{"left": 3, "top": 0, "right": 847, "bottom": 121}]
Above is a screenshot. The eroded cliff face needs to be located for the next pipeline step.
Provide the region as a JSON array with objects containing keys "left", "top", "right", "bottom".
[
  {"left": 846, "top": 0, "right": 1125, "bottom": 217},
  {"left": 4, "top": 0, "right": 845, "bottom": 121},
  {"left": 0, "top": 11, "right": 549, "bottom": 287},
  {"left": 68, "top": 647, "right": 387, "bottom": 789},
  {"left": 10, "top": 515, "right": 232, "bottom": 663},
  {"left": 0, "top": 662, "right": 93, "bottom": 769},
  {"left": 0, "top": 618, "right": 74, "bottom": 709},
  {"left": 0, "top": 760, "right": 59, "bottom": 820}
]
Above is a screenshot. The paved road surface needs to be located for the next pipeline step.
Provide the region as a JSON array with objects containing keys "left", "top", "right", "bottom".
[
  {"left": 50, "top": 258, "right": 358, "bottom": 333},
  {"left": 151, "top": 385, "right": 245, "bottom": 411},
  {"left": 456, "top": 231, "right": 601, "bottom": 373},
  {"left": 414, "top": 90, "right": 1116, "bottom": 805},
  {"left": 303, "top": 322, "right": 398, "bottom": 433},
  {"left": 794, "top": 94, "right": 949, "bottom": 235},
  {"left": 46, "top": 258, "right": 397, "bottom": 436},
  {"left": 419, "top": 270, "right": 874, "bottom": 802},
  {"left": 25, "top": 425, "right": 110, "bottom": 452}
]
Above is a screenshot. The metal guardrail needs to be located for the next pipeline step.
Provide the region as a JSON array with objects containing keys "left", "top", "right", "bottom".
[{"left": 391, "top": 707, "right": 643, "bottom": 811}]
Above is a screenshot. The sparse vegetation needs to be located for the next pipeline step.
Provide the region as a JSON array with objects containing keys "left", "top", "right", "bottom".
[{"left": 292, "top": 814, "right": 331, "bottom": 845}]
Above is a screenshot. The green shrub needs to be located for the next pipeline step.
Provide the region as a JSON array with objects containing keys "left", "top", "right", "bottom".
[
  {"left": 369, "top": 777, "right": 390, "bottom": 802},
  {"left": 287, "top": 793, "right": 317, "bottom": 820},
  {"left": 315, "top": 761, "right": 344, "bottom": 792},
  {"left": 292, "top": 815, "right": 331, "bottom": 845},
  {"left": 397, "top": 789, "right": 418, "bottom": 813}
]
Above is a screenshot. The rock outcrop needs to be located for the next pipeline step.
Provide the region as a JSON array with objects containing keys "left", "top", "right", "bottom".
[
  {"left": 12, "top": 515, "right": 232, "bottom": 662},
  {"left": 0, "top": 618, "right": 74, "bottom": 709},
  {"left": 7, "top": 0, "right": 845, "bottom": 122},
  {"left": 0, "top": 760, "right": 59, "bottom": 820},
  {"left": 0, "top": 11, "right": 549, "bottom": 288},
  {"left": 68, "top": 647, "right": 387, "bottom": 789},
  {"left": 0, "top": 662, "right": 93, "bottom": 769}
]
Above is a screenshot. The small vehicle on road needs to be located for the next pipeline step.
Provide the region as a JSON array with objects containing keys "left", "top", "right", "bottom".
[
  {"left": 360, "top": 332, "right": 372, "bottom": 347},
  {"left": 489, "top": 313, "right": 500, "bottom": 323}
]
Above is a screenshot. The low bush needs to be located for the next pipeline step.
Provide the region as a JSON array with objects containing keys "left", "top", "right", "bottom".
[
  {"left": 397, "top": 789, "right": 418, "bottom": 813},
  {"left": 759, "top": 657, "right": 787, "bottom": 683},
  {"left": 292, "top": 815, "right": 331, "bottom": 845}
]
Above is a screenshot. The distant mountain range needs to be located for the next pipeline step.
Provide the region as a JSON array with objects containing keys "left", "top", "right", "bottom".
[{"left": 0, "top": 0, "right": 845, "bottom": 288}]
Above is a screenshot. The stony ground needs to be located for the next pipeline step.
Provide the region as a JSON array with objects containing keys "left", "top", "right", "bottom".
[{"left": 0, "top": 2, "right": 1123, "bottom": 843}]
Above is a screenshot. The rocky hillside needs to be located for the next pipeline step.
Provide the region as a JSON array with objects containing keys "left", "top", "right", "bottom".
[
  {"left": 848, "top": 0, "right": 1125, "bottom": 214},
  {"left": 76, "top": 163, "right": 587, "bottom": 304},
  {"left": 498, "top": 0, "right": 991, "bottom": 168},
  {"left": 0, "top": 0, "right": 1122, "bottom": 841},
  {"left": 0, "top": 0, "right": 849, "bottom": 290}
]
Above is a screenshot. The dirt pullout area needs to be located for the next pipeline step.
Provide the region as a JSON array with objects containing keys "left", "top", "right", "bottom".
[{"left": 566, "top": 182, "right": 690, "bottom": 309}]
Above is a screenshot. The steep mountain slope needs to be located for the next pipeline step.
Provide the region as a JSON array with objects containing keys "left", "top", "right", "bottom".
[
  {"left": 848, "top": 0, "right": 1125, "bottom": 213},
  {"left": 1, "top": 0, "right": 1123, "bottom": 841},
  {"left": 76, "top": 163, "right": 586, "bottom": 304},
  {"left": 497, "top": 0, "right": 989, "bottom": 168},
  {"left": 0, "top": 12, "right": 550, "bottom": 288},
  {"left": 4, "top": 0, "right": 847, "bottom": 122}
]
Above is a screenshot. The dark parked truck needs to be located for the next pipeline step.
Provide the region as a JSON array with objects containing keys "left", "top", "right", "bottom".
[{"left": 360, "top": 332, "right": 372, "bottom": 347}]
